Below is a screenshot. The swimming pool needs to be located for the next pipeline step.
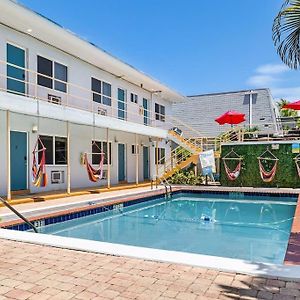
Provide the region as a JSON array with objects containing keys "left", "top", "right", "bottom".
[{"left": 37, "top": 192, "right": 297, "bottom": 264}]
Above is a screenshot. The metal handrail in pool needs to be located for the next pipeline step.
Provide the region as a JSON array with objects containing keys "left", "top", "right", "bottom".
[{"left": 0, "top": 197, "right": 38, "bottom": 233}]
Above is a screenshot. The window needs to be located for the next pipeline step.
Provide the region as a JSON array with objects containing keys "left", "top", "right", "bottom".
[
  {"left": 155, "top": 103, "right": 165, "bottom": 122},
  {"left": 155, "top": 148, "right": 166, "bottom": 164},
  {"left": 91, "top": 78, "right": 112, "bottom": 106},
  {"left": 37, "top": 56, "right": 67, "bottom": 92},
  {"left": 39, "top": 135, "right": 67, "bottom": 165},
  {"left": 55, "top": 137, "right": 67, "bottom": 165},
  {"left": 92, "top": 141, "right": 112, "bottom": 165},
  {"left": 130, "top": 93, "right": 138, "bottom": 104},
  {"left": 39, "top": 136, "right": 53, "bottom": 165},
  {"left": 131, "top": 145, "right": 139, "bottom": 154}
]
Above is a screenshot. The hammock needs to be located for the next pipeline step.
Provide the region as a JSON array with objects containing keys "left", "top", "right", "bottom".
[
  {"left": 257, "top": 149, "right": 278, "bottom": 183},
  {"left": 222, "top": 148, "right": 243, "bottom": 181},
  {"left": 84, "top": 152, "right": 105, "bottom": 182},
  {"left": 32, "top": 137, "right": 48, "bottom": 187},
  {"left": 224, "top": 160, "right": 241, "bottom": 181}
]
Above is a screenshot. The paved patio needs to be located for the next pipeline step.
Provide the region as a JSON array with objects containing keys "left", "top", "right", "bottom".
[{"left": 0, "top": 239, "right": 300, "bottom": 300}]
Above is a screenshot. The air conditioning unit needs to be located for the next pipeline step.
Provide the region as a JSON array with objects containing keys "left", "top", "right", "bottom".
[
  {"left": 98, "top": 108, "right": 107, "bottom": 116},
  {"left": 48, "top": 94, "right": 62, "bottom": 105},
  {"left": 51, "top": 171, "right": 64, "bottom": 184}
]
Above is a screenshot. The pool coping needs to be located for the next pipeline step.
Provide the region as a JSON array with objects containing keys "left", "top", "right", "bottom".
[{"left": 0, "top": 186, "right": 300, "bottom": 278}]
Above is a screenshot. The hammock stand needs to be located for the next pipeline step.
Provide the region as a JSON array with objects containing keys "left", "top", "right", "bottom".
[
  {"left": 32, "top": 136, "right": 48, "bottom": 187},
  {"left": 84, "top": 141, "right": 105, "bottom": 182},
  {"left": 294, "top": 154, "right": 300, "bottom": 178},
  {"left": 257, "top": 148, "right": 278, "bottom": 183},
  {"left": 222, "top": 148, "right": 243, "bottom": 181}
]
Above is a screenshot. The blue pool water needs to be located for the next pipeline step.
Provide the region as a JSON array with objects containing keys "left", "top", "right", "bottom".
[{"left": 39, "top": 193, "right": 297, "bottom": 264}]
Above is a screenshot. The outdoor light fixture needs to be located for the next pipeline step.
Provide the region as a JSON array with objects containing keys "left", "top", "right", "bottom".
[{"left": 32, "top": 125, "right": 38, "bottom": 133}]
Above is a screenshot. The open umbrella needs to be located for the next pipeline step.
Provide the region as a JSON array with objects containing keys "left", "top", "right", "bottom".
[
  {"left": 283, "top": 100, "right": 300, "bottom": 110},
  {"left": 215, "top": 110, "right": 246, "bottom": 126}
]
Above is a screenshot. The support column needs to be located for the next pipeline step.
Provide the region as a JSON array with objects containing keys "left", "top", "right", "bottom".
[
  {"left": 6, "top": 111, "right": 11, "bottom": 201},
  {"left": 155, "top": 141, "right": 159, "bottom": 182},
  {"left": 106, "top": 128, "right": 111, "bottom": 189},
  {"left": 67, "top": 121, "right": 71, "bottom": 194},
  {"left": 135, "top": 134, "right": 139, "bottom": 185}
]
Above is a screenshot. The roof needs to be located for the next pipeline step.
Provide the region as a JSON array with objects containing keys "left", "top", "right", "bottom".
[
  {"left": 1, "top": 0, "right": 185, "bottom": 103},
  {"left": 172, "top": 88, "right": 279, "bottom": 137}
]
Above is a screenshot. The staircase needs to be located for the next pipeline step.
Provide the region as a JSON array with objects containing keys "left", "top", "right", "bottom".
[{"left": 156, "top": 116, "right": 244, "bottom": 183}]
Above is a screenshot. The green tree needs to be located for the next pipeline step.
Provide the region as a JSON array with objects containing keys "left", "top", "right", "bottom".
[
  {"left": 277, "top": 99, "right": 297, "bottom": 117},
  {"left": 273, "top": 0, "right": 300, "bottom": 69}
]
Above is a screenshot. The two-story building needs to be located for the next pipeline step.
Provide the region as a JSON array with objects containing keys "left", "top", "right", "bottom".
[{"left": 0, "top": 0, "right": 185, "bottom": 199}]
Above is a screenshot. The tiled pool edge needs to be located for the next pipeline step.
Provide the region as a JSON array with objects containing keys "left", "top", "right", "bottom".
[
  {"left": 1, "top": 186, "right": 300, "bottom": 274},
  {"left": 284, "top": 194, "right": 300, "bottom": 265}
]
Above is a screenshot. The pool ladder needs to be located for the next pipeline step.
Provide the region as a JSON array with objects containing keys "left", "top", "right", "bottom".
[
  {"left": 0, "top": 197, "right": 38, "bottom": 233},
  {"left": 160, "top": 178, "right": 173, "bottom": 199}
]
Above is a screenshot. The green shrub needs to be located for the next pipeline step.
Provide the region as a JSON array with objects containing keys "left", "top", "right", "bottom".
[{"left": 169, "top": 170, "right": 203, "bottom": 185}]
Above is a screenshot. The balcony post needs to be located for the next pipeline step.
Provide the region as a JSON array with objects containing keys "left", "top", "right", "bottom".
[
  {"left": 6, "top": 110, "right": 11, "bottom": 201},
  {"left": 67, "top": 121, "right": 71, "bottom": 194},
  {"left": 106, "top": 128, "right": 111, "bottom": 189},
  {"left": 135, "top": 134, "right": 139, "bottom": 185}
]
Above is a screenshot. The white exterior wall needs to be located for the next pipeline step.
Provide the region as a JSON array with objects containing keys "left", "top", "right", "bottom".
[
  {"left": 0, "top": 21, "right": 175, "bottom": 196},
  {"left": 0, "top": 110, "right": 169, "bottom": 195},
  {"left": 0, "top": 24, "right": 172, "bottom": 127}
]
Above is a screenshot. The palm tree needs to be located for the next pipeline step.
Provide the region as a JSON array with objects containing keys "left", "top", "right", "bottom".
[
  {"left": 273, "top": 0, "right": 300, "bottom": 69},
  {"left": 277, "top": 99, "right": 298, "bottom": 117}
]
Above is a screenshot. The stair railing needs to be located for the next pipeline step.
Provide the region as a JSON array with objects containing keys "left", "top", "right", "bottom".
[{"left": 0, "top": 197, "right": 38, "bottom": 233}]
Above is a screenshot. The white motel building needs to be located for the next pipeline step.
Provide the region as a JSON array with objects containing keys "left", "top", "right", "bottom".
[{"left": 0, "top": 0, "right": 186, "bottom": 199}]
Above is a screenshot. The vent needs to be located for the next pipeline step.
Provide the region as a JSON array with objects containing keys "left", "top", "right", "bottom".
[
  {"left": 98, "top": 108, "right": 107, "bottom": 116},
  {"left": 48, "top": 94, "right": 62, "bottom": 105},
  {"left": 51, "top": 171, "right": 64, "bottom": 184}
]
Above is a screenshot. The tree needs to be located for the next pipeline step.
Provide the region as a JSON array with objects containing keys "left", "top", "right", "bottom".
[
  {"left": 273, "top": 0, "right": 300, "bottom": 69},
  {"left": 277, "top": 99, "right": 298, "bottom": 117}
]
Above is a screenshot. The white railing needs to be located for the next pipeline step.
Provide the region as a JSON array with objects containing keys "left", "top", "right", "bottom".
[{"left": 0, "top": 60, "right": 169, "bottom": 128}]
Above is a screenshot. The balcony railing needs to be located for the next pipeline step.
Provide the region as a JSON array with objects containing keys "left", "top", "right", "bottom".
[{"left": 0, "top": 59, "right": 170, "bottom": 128}]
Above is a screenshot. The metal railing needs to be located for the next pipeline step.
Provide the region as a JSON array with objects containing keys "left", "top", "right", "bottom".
[
  {"left": 0, "top": 60, "right": 168, "bottom": 128},
  {"left": 0, "top": 197, "right": 38, "bottom": 233}
]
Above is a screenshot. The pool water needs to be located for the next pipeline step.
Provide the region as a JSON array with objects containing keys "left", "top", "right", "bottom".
[{"left": 38, "top": 193, "right": 297, "bottom": 264}]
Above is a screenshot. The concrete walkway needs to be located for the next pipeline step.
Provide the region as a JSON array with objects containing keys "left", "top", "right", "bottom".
[{"left": 0, "top": 239, "right": 300, "bottom": 300}]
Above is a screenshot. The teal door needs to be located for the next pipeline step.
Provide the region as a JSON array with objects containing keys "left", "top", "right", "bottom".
[
  {"left": 118, "top": 144, "right": 126, "bottom": 182},
  {"left": 143, "top": 146, "right": 150, "bottom": 180},
  {"left": 118, "top": 88, "right": 126, "bottom": 120},
  {"left": 143, "top": 98, "right": 149, "bottom": 125},
  {"left": 7, "top": 44, "right": 26, "bottom": 95},
  {"left": 11, "top": 131, "right": 27, "bottom": 191}
]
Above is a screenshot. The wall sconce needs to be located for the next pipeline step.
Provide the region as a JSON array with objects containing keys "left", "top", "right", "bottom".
[
  {"left": 32, "top": 125, "right": 38, "bottom": 133},
  {"left": 114, "top": 136, "right": 118, "bottom": 143}
]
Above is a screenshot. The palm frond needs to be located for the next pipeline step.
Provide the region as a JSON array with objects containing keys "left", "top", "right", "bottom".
[{"left": 273, "top": 0, "right": 300, "bottom": 69}]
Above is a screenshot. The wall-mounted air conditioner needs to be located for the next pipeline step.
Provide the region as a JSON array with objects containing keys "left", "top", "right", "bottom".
[
  {"left": 98, "top": 108, "right": 107, "bottom": 116},
  {"left": 48, "top": 94, "right": 62, "bottom": 105},
  {"left": 51, "top": 171, "right": 64, "bottom": 184}
]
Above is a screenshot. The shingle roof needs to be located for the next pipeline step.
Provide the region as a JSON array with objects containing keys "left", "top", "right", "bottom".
[{"left": 171, "top": 88, "right": 278, "bottom": 137}]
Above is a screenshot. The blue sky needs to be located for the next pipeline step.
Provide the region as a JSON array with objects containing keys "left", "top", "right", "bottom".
[{"left": 19, "top": 0, "right": 300, "bottom": 100}]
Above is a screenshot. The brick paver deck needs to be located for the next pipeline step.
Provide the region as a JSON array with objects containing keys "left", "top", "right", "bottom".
[{"left": 0, "top": 239, "right": 300, "bottom": 300}]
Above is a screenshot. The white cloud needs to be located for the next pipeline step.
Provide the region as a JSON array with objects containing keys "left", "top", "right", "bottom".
[
  {"left": 246, "top": 75, "right": 278, "bottom": 87},
  {"left": 272, "top": 87, "right": 300, "bottom": 101},
  {"left": 256, "top": 64, "right": 289, "bottom": 75}
]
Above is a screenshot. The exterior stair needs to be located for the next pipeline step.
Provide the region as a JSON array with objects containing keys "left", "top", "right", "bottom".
[{"left": 168, "top": 130, "right": 202, "bottom": 153}]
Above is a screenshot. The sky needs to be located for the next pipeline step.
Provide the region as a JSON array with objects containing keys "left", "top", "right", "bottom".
[{"left": 19, "top": 0, "right": 300, "bottom": 101}]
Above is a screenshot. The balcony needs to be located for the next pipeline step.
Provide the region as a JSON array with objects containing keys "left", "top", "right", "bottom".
[{"left": 0, "top": 60, "right": 169, "bottom": 138}]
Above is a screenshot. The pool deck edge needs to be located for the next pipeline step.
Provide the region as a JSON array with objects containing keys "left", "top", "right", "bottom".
[{"left": 284, "top": 194, "right": 300, "bottom": 265}]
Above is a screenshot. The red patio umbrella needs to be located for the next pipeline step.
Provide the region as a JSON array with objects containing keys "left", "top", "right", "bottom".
[
  {"left": 215, "top": 110, "right": 246, "bottom": 126},
  {"left": 283, "top": 100, "right": 300, "bottom": 110}
]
